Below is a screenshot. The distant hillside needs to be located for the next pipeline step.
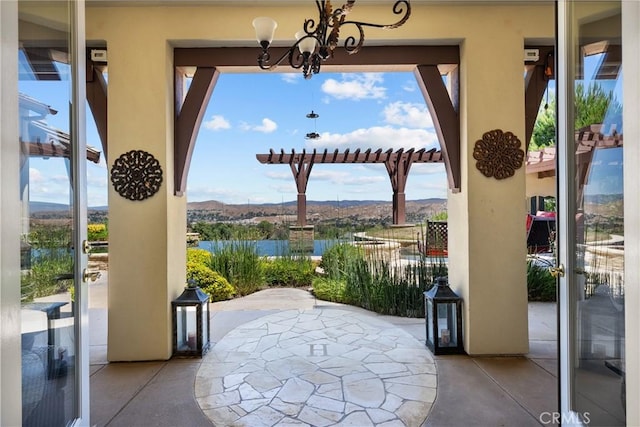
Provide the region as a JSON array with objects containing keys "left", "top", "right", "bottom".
[
  {"left": 30, "top": 201, "right": 70, "bottom": 213},
  {"left": 30, "top": 202, "right": 108, "bottom": 213},
  {"left": 187, "top": 198, "right": 447, "bottom": 210},
  {"left": 187, "top": 198, "right": 448, "bottom": 223}
]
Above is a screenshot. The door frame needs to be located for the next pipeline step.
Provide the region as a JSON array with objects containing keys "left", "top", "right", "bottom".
[
  {"left": 621, "top": 2, "right": 640, "bottom": 425},
  {"left": 70, "top": 0, "right": 90, "bottom": 424},
  {"left": 557, "top": 1, "right": 640, "bottom": 424},
  {"left": 556, "top": 0, "right": 579, "bottom": 420}
]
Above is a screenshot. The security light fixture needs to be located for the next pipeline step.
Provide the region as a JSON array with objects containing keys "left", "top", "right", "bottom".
[{"left": 252, "top": 0, "right": 411, "bottom": 79}]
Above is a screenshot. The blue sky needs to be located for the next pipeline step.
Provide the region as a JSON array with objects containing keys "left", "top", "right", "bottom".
[
  {"left": 23, "top": 70, "right": 447, "bottom": 207},
  {"left": 22, "top": 56, "right": 623, "bottom": 207},
  {"left": 186, "top": 71, "right": 446, "bottom": 205}
]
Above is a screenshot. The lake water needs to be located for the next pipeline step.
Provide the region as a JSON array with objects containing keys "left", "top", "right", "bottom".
[{"left": 197, "top": 239, "right": 344, "bottom": 257}]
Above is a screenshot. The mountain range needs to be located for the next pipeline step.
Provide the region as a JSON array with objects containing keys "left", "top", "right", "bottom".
[{"left": 30, "top": 198, "right": 448, "bottom": 223}]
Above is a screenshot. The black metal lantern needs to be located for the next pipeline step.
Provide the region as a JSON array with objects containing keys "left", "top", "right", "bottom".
[
  {"left": 424, "top": 277, "right": 464, "bottom": 355},
  {"left": 172, "top": 283, "right": 210, "bottom": 357}
]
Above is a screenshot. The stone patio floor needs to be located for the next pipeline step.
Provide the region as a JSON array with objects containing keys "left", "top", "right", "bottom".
[{"left": 89, "top": 273, "right": 558, "bottom": 426}]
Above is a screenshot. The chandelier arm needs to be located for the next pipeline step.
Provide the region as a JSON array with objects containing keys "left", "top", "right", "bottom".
[
  {"left": 257, "top": 35, "right": 323, "bottom": 71},
  {"left": 341, "top": 0, "right": 411, "bottom": 30},
  {"left": 315, "top": 0, "right": 325, "bottom": 20},
  {"left": 253, "top": 0, "right": 411, "bottom": 79},
  {"left": 303, "top": 18, "right": 320, "bottom": 36},
  {"left": 290, "top": 50, "right": 308, "bottom": 70},
  {"left": 342, "top": 25, "right": 365, "bottom": 55}
]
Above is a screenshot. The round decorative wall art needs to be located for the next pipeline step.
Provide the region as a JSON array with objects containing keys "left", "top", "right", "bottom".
[
  {"left": 110, "top": 150, "right": 163, "bottom": 201},
  {"left": 473, "top": 129, "right": 525, "bottom": 180}
]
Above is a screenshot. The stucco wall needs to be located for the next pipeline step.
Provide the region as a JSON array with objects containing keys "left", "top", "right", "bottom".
[
  {"left": 526, "top": 173, "right": 555, "bottom": 199},
  {"left": 86, "top": 2, "right": 554, "bottom": 359}
]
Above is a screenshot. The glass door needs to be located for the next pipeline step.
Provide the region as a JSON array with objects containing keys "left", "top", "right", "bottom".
[
  {"left": 18, "top": 1, "right": 88, "bottom": 425},
  {"left": 557, "top": 1, "right": 625, "bottom": 425}
]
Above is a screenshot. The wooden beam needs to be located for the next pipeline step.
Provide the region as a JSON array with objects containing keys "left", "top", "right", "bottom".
[
  {"left": 174, "top": 67, "right": 219, "bottom": 196},
  {"left": 415, "top": 65, "right": 460, "bottom": 192},
  {"left": 256, "top": 148, "right": 442, "bottom": 164},
  {"left": 23, "top": 47, "right": 61, "bottom": 81},
  {"left": 86, "top": 61, "right": 108, "bottom": 161},
  {"left": 175, "top": 46, "right": 459, "bottom": 68},
  {"left": 524, "top": 47, "right": 553, "bottom": 151}
]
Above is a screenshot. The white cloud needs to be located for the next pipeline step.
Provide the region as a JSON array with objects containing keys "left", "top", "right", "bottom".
[
  {"left": 268, "top": 184, "right": 297, "bottom": 194},
  {"left": 311, "top": 170, "right": 350, "bottom": 182},
  {"left": 311, "top": 170, "right": 385, "bottom": 186},
  {"left": 203, "top": 115, "right": 231, "bottom": 131},
  {"left": 87, "top": 173, "right": 108, "bottom": 188},
  {"left": 241, "top": 118, "right": 278, "bottom": 133},
  {"left": 51, "top": 174, "right": 70, "bottom": 184},
  {"left": 402, "top": 80, "right": 417, "bottom": 92},
  {"left": 281, "top": 73, "right": 301, "bottom": 84},
  {"left": 305, "top": 126, "right": 439, "bottom": 152},
  {"left": 29, "top": 168, "right": 45, "bottom": 183},
  {"left": 410, "top": 163, "right": 447, "bottom": 175},
  {"left": 265, "top": 171, "right": 291, "bottom": 180},
  {"left": 256, "top": 118, "right": 278, "bottom": 133},
  {"left": 383, "top": 101, "right": 433, "bottom": 128},
  {"left": 413, "top": 173, "right": 449, "bottom": 197},
  {"left": 321, "top": 73, "right": 386, "bottom": 100}
]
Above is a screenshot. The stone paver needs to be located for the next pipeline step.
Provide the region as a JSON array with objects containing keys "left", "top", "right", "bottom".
[{"left": 196, "top": 308, "right": 436, "bottom": 427}]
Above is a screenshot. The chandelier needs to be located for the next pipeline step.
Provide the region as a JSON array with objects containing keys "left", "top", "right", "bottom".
[{"left": 252, "top": 1, "right": 411, "bottom": 79}]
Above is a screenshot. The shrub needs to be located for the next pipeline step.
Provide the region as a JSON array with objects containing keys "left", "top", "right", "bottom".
[
  {"left": 187, "top": 248, "right": 213, "bottom": 265},
  {"left": 21, "top": 256, "right": 74, "bottom": 302},
  {"left": 312, "top": 277, "right": 347, "bottom": 302},
  {"left": 527, "top": 260, "right": 557, "bottom": 301},
  {"left": 88, "top": 223, "right": 108, "bottom": 241},
  {"left": 263, "top": 256, "right": 315, "bottom": 287},
  {"left": 21, "top": 225, "right": 74, "bottom": 302},
  {"left": 186, "top": 261, "right": 235, "bottom": 302}
]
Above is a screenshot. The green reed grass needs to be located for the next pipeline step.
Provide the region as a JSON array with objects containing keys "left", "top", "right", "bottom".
[
  {"left": 208, "top": 240, "right": 264, "bottom": 296},
  {"left": 314, "top": 230, "right": 447, "bottom": 318}
]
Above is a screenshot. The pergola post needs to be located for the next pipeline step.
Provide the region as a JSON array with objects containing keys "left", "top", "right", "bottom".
[{"left": 86, "top": 58, "right": 108, "bottom": 161}]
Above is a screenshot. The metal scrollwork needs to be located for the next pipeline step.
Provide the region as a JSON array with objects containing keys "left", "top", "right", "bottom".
[
  {"left": 110, "top": 150, "right": 163, "bottom": 201},
  {"left": 473, "top": 129, "right": 524, "bottom": 180}
]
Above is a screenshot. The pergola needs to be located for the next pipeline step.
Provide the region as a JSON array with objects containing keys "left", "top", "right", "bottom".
[
  {"left": 526, "top": 123, "right": 623, "bottom": 205},
  {"left": 257, "top": 147, "right": 443, "bottom": 225}
]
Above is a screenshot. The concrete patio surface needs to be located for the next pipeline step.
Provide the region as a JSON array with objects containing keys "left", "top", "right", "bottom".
[{"left": 89, "top": 273, "right": 558, "bottom": 426}]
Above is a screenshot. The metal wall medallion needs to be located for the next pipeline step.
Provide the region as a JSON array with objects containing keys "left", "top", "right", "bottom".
[
  {"left": 110, "top": 150, "right": 163, "bottom": 201},
  {"left": 473, "top": 129, "right": 524, "bottom": 180}
]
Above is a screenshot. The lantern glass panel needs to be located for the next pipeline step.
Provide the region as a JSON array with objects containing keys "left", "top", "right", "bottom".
[
  {"left": 437, "top": 302, "right": 457, "bottom": 347},
  {"left": 176, "top": 306, "right": 198, "bottom": 351},
  {"left": 426, "top": 298, "right": 434, "bottom": 345},
  {"left": 202, "top": 302, "right": 209, "bottom": 348}
]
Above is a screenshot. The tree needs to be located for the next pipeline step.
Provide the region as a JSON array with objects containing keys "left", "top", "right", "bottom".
[
  {"left": 530, "top": 100, "right": 556, "bottom": 150},
  {"left": 257, "top": 220, "right": 274, "bottom": 238},
  {"left": 530, "top": 82, "right": 622, "bottom": 151}
]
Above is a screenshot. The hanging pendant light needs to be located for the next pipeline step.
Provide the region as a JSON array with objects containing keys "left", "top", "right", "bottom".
[{"left": 305, "top": 110, "right": 320, "bottom": 140}]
